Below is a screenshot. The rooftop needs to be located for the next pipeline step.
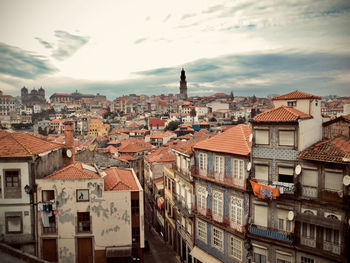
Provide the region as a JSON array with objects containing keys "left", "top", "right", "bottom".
[
  {"left": 298, "top": 136, "right": 350, "bottom": 164},
  {"left": 272, "top": 90, "right": 321, "bottom": 100},
  {"left": 104, "top": 167, "right": 139, "bottom": 191},
  {"left": 0, "top": 131, "right": 62, "bottom": 158},
  {"left": 45, "top": 162, "right": 100, "bottom": 179},
  {"left": 194, "top": 124, "right": 251, "bottom": 156},
  {"left": 253, "top": 106, "right": 312, "bottom": 122}
]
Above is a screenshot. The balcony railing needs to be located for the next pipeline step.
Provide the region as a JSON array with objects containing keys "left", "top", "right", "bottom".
[
  {"left": 323, "top": 241, "right": 341, "bottom": 255},
  {"left": 248, "top": 224, "right": 293, "bottom": 243},
  {"left": 191, "top": 166, "right": 246, "bottom": 190},
  {"left": 42, "top": 223, "right": 57, "bottom": 234},
  {"left": 302, "top": 186, "right": 318, "bottom": 198},
  {"left": 192, "top": 206, "right": 245, "bottom": 234},
  {"left": 300, "top": 236, "right": 316, "bottom": 248}
]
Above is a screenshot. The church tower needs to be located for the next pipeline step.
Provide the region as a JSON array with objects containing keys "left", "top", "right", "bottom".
[{"left": 179, "top": 68, "right": 188, "bottom": 100}]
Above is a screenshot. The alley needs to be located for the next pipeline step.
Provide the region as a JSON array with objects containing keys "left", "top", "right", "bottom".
[{"left": 144, "top": 221, "right": 180, "bottom": 263}]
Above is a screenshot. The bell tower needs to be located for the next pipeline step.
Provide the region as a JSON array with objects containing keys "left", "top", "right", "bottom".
[{"left": 179, "top": 68, "right": 188, "bottom": 100}]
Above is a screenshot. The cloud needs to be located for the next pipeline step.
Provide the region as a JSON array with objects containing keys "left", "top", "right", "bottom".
[
  {"left": 202, "top": 5, "right": 224, "bottom": 14},
  {"left": 0, "top": 42, "right": 57, "bottom": 79},
  {"left": 163, "top": 14, "right": 171, "bottom": 22},
  {"left": 181, "top": 13, "right": 196, "bottom": 20},
  {"left": 35, "top": 37, "right": 54, "bottom": 49},
  {"left": 51, "top": 30, "right": 90, "bottom": 61},
  {"left": 134, "top": 37, "right": 148, "bottom": 44}
]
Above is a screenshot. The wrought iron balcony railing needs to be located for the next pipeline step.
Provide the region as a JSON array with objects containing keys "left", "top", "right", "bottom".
[{"left": 248, "top": 224, "right": 293, "bottom": 243}]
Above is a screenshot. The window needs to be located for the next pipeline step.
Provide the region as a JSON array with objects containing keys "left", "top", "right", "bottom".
[
  {"left": 199, "top": 153, "right": 207, "bottom": 170},
  {"left": 42, "top": 190, "right": 55, "bottom": 202},
  {"left": 212, "top": 190, "right": 223, "bottom": 221},
  {"left": 187, "top": 222, "right": 192, "bottom": 235},
  {"left": 255, "top": 129, "right": 269, "bottom": 145},
  {"left": 254, "top": 205, "right": 268, "bottom": 227},
  {"left": 278, "top": 167, "right": 294, "bottom": 184},
  {"left": 232, "top": 159, "right": 244, "bottom": 179},
  {"left": 196, "top": 185, "right": 207, "bottom": 210},
  {"left": 76, "top": 189, "right": 89, "bottom": 202},
  {"left": 214, "top": 156, "right": 224, "bottom": 174},
  {"left": 255, "top": 164, "right": 269, "bottom": 183},
  {"left": 324, "top": 228, "right": 340, "bottom": 245},
  {"left": 302, "top": 223, "right": 315, "bottom": 239},
  {"left": 302, "top": 168, "right": 318, "bottom": 187},
  {"left": 229, "top": 235, "right": 242, "bottom": 261},
  {"left": 276, "top": 252, "right": 292, "bottom": 263},
  {"left": 301, "top": 256, "right": 314, "bottom": 263},
  {"left": 212, "top": 226, "right": 224, "bottom": 251},
  {"left": 77, "top": 212, "right": 91, "bottom": 232},
  {"left": 196, "top": 219, "right": 207, "bottom": 242},
  {"left": 253, "top": 251, "right": 267, "bottom": 263},
  {"left": 324, "top": 170, "right": 343, "bottom": 191},
  {"left": 287, "top": 101, "right": 296, "bottom": 107},
  {"left": 230, "top": 196, "right": 243, "bottom": 225},
  {"left": 279, "top": 130, "right": 295, "bottom": 146},
  {"left": 43, "top": 214, "right": 57, "bottom": 233},
  {"left": 4, "top": 170, "right": 21, "bottom": 198},
  {"left": 5, "top": 212, "right": 23, "bottom": 233}
]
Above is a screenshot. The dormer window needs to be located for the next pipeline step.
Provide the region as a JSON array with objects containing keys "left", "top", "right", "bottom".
[{"left": 288, "top": 101, "right": 296, "bottom": 107}]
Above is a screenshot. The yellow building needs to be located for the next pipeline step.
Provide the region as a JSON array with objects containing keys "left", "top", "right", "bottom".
[{"left": 88, "top": 118, "right": 109, "bottom": 137}]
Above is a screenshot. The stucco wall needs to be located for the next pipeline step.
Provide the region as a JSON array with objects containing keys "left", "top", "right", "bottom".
[{"left": 36, "top": 178, "right": 133, "bottom": 263}]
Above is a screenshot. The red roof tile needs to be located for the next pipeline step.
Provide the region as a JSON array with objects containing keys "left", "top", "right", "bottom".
[
  {"left": 0, "top": 132, "right": 62, "bottom": 158},
  {"left": 298, "top": 136, "right": 350, "bottom": 163},
  {"left": 173, "top": 135, "right": 212, "bottom": 156},
  {"left": 253, "top": 106, "right": 312, "bottom": 122},
  {"left": 145, "top": 147, "right": 175, "bottom": 163},
  {"left": 104, "top": 168, "right": 139, "bottom": 191},
  {"left": 272, "top": 90, "right": 321, "bottom": 100},
  {"left": 194, "top": 124, "right": 251, "bottom": 156},
  {"left": 149, "top": 118, "right": 167, "bottom": 127},
  {"left": 45, "top": 162, "right": 100, "bottom": 179}
]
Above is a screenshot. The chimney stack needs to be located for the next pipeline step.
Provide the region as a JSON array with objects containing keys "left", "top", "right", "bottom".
[{"left": 64, "top": 121, "right": 75, "bottom": 165}]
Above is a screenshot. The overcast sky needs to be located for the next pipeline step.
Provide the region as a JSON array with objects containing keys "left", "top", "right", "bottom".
[{"left": 0, "top": 0, "right": 349, "bottom": 99}]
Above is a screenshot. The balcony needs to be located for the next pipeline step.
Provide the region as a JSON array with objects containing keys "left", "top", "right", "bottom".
[
  {"left": 321, "top": 189, "right": 343, "bottom": 203},
  {"left": 300, "top": 237, "right": 316, "bottom": 248},
  {"left": 191, "top": 166, "right": 246, "bottom": 190},
  {"left": 248, "top": 225, "right": 293, "bottom": 243},
  {"left": 42, "top": 223, "right": 57, "bottom": 234},
  {"left": 323, "top": 241, "right": 341, "bottom": 255},
  {"left": 173, "top": 193, "right": 193, "bottom": 217}
]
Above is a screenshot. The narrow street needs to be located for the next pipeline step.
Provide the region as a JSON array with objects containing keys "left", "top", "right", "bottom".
[{"left": 144, "top": 221, "right": 181, "bottom": 263}]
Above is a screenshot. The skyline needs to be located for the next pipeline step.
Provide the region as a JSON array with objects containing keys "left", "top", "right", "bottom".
[{"left": 0, "top": 0, "right": 350, "bottom": 99}]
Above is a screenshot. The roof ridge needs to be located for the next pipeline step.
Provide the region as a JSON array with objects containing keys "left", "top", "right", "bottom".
[
  {"left": 12, "top": 133, "right": 34, "bottom": 155},
  {"left": 239, "top": 125, "right": 250, "bottom": 152}
]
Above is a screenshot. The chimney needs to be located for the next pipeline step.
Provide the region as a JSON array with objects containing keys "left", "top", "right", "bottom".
[{"left": 64, "top": 121, "right": 75, "bottom": 165}]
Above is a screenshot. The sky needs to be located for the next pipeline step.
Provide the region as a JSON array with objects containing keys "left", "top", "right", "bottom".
[{"left": 0, "top": 0, "right": 349, "bottom": 100}]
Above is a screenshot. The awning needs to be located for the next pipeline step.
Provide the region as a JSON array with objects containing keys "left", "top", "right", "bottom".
[
  {"left": 106, "top": 246, "right": 132, "bottom": 258},
  {"left": 190, "top": 246, "right": 222, "bottom": 263},
  {"left": 157, "top": 196, "right": 164, "bottom": 209}
]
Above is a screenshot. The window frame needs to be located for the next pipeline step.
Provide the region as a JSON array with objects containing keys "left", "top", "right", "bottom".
[
  {"left": 255, "top": 128, "right": 270, "bottom": 145},
  {"left": 211, "top": 226, "right": 224, "bottom": 251},
  {"left": 196, "top": 185, "right": 207, "bottom": 210},
  {"left": 42, "top": 190, "right": 55, "bottom": 202},
  {"left": 232, "top": 159, "right": 244, "bottom": 179},
  {"left": 4, "top": 169, "right": 21, "bottom": 199},
  {"left": 5, "top": 212, "right": 23, "bottom": 234},
  {"left": 278, "top": 130, "right": 295, "bottom": 147},
  {"left": 230, "top": 195, "right": 243, "bottom": 226},
  {"left": 214, "top": 155, "right": 224, "bottom": 175},
  {"left": 199, "top": 152, "right": 207, "bottom": 171},
  {"left": 196, "top": 218, "right": 207, "bottom": 243},
  {"left": 228, "top": 234, "right": 243, "bottom": 261},
  {"left": 77, "top": 212, "right": 91, "bottom": 233},
  {"left": 212, "top": 189, "right": 224, "bottom": 221}
]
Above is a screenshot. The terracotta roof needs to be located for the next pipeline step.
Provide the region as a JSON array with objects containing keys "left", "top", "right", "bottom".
[
  {"left": 149, "top": 118, "right": 167, "bottom": 127},
  {"left": 119, "top": 142, "right": 145, "bottom": 153},
  {"left": 114, "top": 154, "right": 135, "bottom": 162},
  {"left": 272, "top": 90, "right": 321, "bottom": 100},
  {"left": 107, "top": 140, "right": 120, "bottom": 145},
  {"left": 253, "top": 106, "right": 312, "bottom": 122},
  {"left": 145, "top": 147, "right": 175, "bottom": 163},
  {"left": 153, "top": 177, "right": 163, "bottom": 184},
  {"left": 150, "top": 131, "right": 175, "bottom": 139},
  {"left": 322, "top": 114, "right": 350, "bottom": 126},
  {"left": 298, "top": 136, "right": 350, "bottom": 163},
  {"left": 173, "top": 135, "right": 212, "bottom": 156},
  {"left": 0, "top": 129, "right": 9, "bottom": 137},
  {"left": 194, "top": 124, "right": 251, "bottom": 156},
  {"left": 104, "top": 168, "right": 139, "bottom": 191},
  {"left": 45, "top": 162, "right": 100, "bottom": 179},
  {"left": 0, "top": 132, "right": 63, "bottom": 158}
]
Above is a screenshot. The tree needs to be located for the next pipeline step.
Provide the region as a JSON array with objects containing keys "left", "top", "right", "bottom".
[{"left": 165, "top": 120, "right": 179, "bottom": 131}]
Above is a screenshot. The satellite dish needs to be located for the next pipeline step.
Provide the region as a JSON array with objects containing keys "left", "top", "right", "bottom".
[
  {"left": 343, "top": 175, "right": 350, "bottom": 186},
  {"left": 66, "top": 149, "right": 72, "bottom": 158},
  {"left": 249, "top": 134, "right": 253, "bottom": 142},
  {"left": 295, "top": 165, "right": 302, "bottom": 175},
  {"left": 247, "top": 162, "right": 252, "bottom": 172},
  {"left": 288, "top": 211, "right": 294, "bottom": 221}
]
